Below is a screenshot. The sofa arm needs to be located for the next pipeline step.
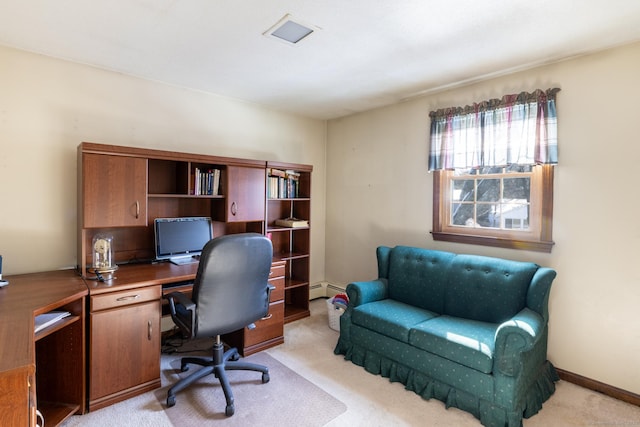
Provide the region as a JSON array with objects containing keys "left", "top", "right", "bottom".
[
  {"left": 493, "top": 308, "right": 545, "bottom": 376},
  {"left": 527, "top": 267, "right": 556, "bottom": 322},
  {"left": 346, "top": 278, "right": 389, "bottom": 308}
]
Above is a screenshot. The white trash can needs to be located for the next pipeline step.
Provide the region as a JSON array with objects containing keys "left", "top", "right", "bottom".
[{"left": 327, "top": 298, "right": 345, "bottom": 331}]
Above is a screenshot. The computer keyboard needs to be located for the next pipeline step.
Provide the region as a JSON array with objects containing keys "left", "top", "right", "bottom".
[
  {"left": 170, "top": 255, "right": 200, "bottom": 265},
  {"left": 162, "top": 280, "right": 195, "bottom": 290}
]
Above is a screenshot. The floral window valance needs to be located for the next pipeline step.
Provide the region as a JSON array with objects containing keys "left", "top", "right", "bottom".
[{"left": 428, "top": 88, "right": 560, "bottom": 171}]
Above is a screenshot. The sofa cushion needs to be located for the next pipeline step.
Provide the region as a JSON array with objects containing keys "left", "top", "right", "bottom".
[
  {"left": 387, "top": 246, "right": 455, "bottom": 314},
  {"left": 352, "top": 299, "right": 439, "bottom": 343},
  {"left": 444, "top": 255, "right": 539, "bottom": 323},
  {"left": 409, "top": 316, "right": 499, "bottom": 374}
]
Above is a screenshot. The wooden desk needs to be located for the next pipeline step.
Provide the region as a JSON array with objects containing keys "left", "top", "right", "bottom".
[
  {"left": 85, "top": 262, "right": 198, "bottom": 295},
  {"left": 85, "top": 260, "right": 285, "bottom": 355},
  {"left": 0, "top": 270, "right": 87, "bottom": 427},
  {"left": 0, "top": 261, "right": 286, "bottom": 423},
  {"left": 84, "top": 262, "right": 198, "bottom": 411}
]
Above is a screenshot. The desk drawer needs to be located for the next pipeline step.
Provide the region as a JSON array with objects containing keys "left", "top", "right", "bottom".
[
  {"left": 270, "top": 262, "right": 285, "bottom": 279},
  {"left": 269, "top": 262, "right": 285, "bottom": 302},
  {"left": 244, "top": 301, "right": 284, "bottom": 347},
  {"left": 91, "top": 286, "right": 161, "bottom": 312},
  {"left": 268, "top": 276, "right": 284, "bottom": 302}
]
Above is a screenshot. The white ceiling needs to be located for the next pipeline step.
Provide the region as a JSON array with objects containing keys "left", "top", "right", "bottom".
[{"left": 1, "top": 1, "right": 640, "bottom": 120}]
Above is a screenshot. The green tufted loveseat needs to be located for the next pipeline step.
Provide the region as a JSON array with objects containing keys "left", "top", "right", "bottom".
[{"left": 334, "top": 245, "right": 558, "bottom": 427}]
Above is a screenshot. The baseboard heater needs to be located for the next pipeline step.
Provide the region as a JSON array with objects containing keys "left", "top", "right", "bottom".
[{"left": 309, "top": 282, "right": 346, "bottom": 300}]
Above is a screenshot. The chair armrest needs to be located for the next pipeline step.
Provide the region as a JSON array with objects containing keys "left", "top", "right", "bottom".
[
  {"left": 346, "top": 278, "right": 389, "bottom": 308},
  {"left": 164, "top": 291, "right": 195, "bottom": 312},
  {"left": 493, "top": 308, "right": 545, "bottom": 376},
  {"left": 164, "top": 291, "right": 196, "bottom": 338}
]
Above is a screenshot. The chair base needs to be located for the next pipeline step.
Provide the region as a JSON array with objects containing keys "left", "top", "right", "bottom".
[{"left": 166, "top": 340, "right": 269, "bottom": 416}]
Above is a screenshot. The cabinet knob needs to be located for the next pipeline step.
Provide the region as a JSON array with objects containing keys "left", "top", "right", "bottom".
[
  {"left": 231, "top": 201, "right": 238, "bottom": 216},
  {"left": 148, "top": 320, "right": 152, "bottom": 340},
  {"left": 135, "top": 200, "right": 140, "bottom": 219}
]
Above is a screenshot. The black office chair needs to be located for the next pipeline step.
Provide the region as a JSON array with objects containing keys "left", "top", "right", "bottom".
[{"left": 163, "top": 233, "right": 274, "bottom": 416}]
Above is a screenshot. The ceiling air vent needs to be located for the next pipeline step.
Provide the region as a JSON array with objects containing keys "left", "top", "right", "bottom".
[{"left": 264, "top": 14, "right": 318, "bottom": 45}]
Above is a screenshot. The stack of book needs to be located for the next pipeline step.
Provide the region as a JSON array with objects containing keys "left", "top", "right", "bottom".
[
  {"left": 35, "top": 310, "right": 71, "bottom": 333},
  {"left": 268, "top": 168, "right": 300, "bottom": 199},
  {"left": 194, "top": 168, "right": 221, "bottom": 196},
  {"left": 275, "top": 217, "right": 309, "bottom": 228}
]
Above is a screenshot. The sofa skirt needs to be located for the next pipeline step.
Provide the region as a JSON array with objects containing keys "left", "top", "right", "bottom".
[{"left": 334, "top": 337, "right": 558, "bottom": 427}]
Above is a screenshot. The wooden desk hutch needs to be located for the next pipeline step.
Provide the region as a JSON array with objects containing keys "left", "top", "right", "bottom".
[
  {"left": 0, "top": 142, "right": 312, "bottom": 426},
  {"left": 77, "top": 142, "right": 312, "bottom": 412}
]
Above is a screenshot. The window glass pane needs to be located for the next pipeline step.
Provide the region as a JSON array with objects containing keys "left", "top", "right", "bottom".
[
  {"left": 452, "top": 203, "right": 474, "bottom": 226},
  {"left": 506, "top": 164, "right": 532, "bottom": 173},
  {"left": 452, "top": 180, "right": 474, "bottom": 202},
  {"left": 477, "top": 179, "right": 500, "bottom": 202},
  {"left": 454, "top": 168, "right": 477, "bottom": 176},
  {"left": 502, "top": 203, "right": 529, "bottom": 229},
  {"left": 478, "top": 167, "right": 503, "bottom": 175},
  {"left": 504, "top": 178, "right": 530, "bottom": 201},
  {"left": 477, "top": 203, "right": 500, "bottom": 228}
]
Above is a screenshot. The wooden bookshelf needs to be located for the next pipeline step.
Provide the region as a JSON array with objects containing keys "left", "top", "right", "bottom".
[{"left": 266, "top": 162, "right": 313, "bottom": 323}]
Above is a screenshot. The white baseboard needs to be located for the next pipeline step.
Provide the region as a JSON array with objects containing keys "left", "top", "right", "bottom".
[
  {"left": 309, "top": 281, "right": 346, "bottom": 299},
  {"left": 326, "top": 283, "right": 346, "bottom": 298},
  {"left": 309, "top": 282, "right": 326, "bottom": 299}
]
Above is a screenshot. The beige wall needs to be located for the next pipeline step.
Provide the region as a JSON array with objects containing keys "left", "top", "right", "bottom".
[
  {"left": 326, "top": 41, "right": 640, "bottom": 394},
  {"left": 0, "top": 45, "right": 327, "bottom": 284},
  {"left": 3, "top": 35, "right": 639, "bottom": 396}
]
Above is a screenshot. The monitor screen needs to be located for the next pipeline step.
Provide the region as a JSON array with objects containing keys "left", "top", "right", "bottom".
[{"left": 154, "top": 217, "right": 213, "bottom": 264}]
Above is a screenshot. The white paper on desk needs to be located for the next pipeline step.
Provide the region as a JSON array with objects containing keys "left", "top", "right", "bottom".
[{"left": 35, "top": 310, "right": 71, "bottom": 333}]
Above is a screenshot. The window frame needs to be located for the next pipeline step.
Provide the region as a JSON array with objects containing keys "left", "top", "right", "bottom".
[{"left": 431, "top": 164, "right": 554, "bottom": 252}]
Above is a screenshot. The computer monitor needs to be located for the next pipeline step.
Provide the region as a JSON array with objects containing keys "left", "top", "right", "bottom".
[{"left": 154, "top": 217, "right": 213, "bottom": 265}]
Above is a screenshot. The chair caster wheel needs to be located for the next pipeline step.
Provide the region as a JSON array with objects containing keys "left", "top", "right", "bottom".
[
  {"left": 180, "top": 364, "right": 189, "bottom": 372},
  {"left": 230, "top": 351, "right": 240, "bottom": 361},
  {"left": 262, "top": 372, "right": 270, "bottom": 383},
  {"left": 225, "top": 403, "right": 235, "bottom": 416},
  {"left": 167, "top": 395, "right": 176, "bottom": 408}
]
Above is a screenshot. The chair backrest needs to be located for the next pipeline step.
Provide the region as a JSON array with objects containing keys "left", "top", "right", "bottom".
[{"left": 191, "top": 233, "right": 273, "bottom": 338}]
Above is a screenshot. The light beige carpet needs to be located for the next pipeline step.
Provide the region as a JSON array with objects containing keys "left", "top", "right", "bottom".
[
  {"left": 61, "top": 299, "right": 640, "bottom": 426},
  {"left": 155, "top": 351, "right": 347, "bottom": 426}
]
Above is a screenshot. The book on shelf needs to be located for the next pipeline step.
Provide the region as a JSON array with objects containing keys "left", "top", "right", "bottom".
[
  {"left": 194, "top": 168, "right": 221, "bottom": 196},
  {"left": 268, "top": 168, "right": 301, "bottom": 199},
  {"left": 35, "top": 310, "right": 71, "bottom": 333},
  {"left": 269, "top": 168, "right": 286, "bottom": 178},
  {"left": 275, "top": 217, "right": 309, "bottom": 228}
]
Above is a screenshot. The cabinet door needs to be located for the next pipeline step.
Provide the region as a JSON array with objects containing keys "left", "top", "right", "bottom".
[
  {"left": 226, "top": 166, "right": 265, "bottom": 222},
  {"left": 89, "top": 300, "right": 160, "bottom": 404},
  {"left": 82, "top": 153, "right": 147, "bottom": 227},
  {"left": 0, "top": 367, "right": 32, "bottom": 427}
]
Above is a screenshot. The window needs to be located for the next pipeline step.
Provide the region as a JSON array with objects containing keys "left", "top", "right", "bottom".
[
  {"left": 432, "top": 164, "right": 554, "bottom": 252},
  {"left": 429, "top": 89, "right": 558, "bottom": 252}
]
